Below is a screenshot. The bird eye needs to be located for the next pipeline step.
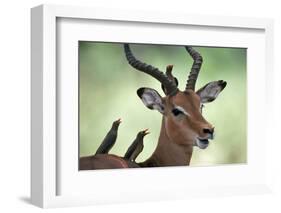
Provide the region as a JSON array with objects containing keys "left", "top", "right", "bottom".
[{"left": 172, "top": 108, "right": 183, "bottom": 116}]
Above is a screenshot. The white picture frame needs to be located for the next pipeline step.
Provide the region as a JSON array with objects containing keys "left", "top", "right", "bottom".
[{"left": 31, "top": 4, "right": 274, "bottom": 208}]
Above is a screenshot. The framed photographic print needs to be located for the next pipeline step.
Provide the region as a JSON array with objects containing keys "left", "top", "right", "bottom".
[{"left": 31, "top": 4, "right": 274, "bottom": 208}]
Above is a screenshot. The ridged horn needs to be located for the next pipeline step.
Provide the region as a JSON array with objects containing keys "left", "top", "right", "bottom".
[
  {"left": 124, "top": 44, "right": 178, "bottom": 96},
  {"left": 185, "top": 46, "right": 203, "bottom": 91}
]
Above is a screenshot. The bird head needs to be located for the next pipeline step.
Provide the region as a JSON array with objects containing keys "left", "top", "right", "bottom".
[
  {"left": 137, "top": 129, "right": 150, "bottom": 139},
  {"left": 112, "top": 118, "right": 122, "bottom": 129}
]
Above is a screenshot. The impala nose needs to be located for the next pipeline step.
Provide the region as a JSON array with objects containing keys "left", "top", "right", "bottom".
[{"left": 203, "top": 127, "right": 214, "bottom": 139}]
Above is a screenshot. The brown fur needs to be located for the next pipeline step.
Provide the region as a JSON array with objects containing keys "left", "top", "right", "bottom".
[
  {"left": 165, "top": 91, "right": 213, "bottom": 146},
  {"left": 140, "top": 91, "right": 213, "bottom": 167},
  {"left": 79, "top": 154, "right": 139, "bottom": 170},
  {"left": 79, "top": 45, "right": 226, "bottom": 170},
  {"left": 79, "top": 90, "right": 214, "bottom": 169}
]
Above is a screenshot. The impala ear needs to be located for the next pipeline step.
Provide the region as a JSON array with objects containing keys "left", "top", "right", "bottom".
[
  {"left": 137, "top": 87, "right": 165, "bottom": 114},
  {"left": 196, "top": 80, "right": 227, "bottom": 103}
]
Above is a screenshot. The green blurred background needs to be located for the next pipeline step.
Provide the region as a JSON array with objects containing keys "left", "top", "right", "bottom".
[{"left": 79, "top": 42, "right": 247, "bottom": 166}]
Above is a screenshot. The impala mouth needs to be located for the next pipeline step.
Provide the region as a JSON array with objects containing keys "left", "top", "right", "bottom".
[{"left": 195, "top": 138, "right": 210, "bottom": 149}]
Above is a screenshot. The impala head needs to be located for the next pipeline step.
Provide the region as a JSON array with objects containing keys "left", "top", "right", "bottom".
[{"left": 124, "top": 44, "right": 227, "bottom": 149}]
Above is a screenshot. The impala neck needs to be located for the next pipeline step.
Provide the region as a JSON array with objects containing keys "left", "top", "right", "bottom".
[{"left": 139, "top": 117, "right": 193, "bottom": 167}]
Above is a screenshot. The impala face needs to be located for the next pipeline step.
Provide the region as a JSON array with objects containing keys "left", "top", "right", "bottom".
[
  {"left": 137, "top": 80, "right": 226, "bottom": 149},
  {"left": 166, "top": 91, "right": 214, "bottom": 149},
  {"left": 125, "top": 44, "right": 227, "bottom": 150}
]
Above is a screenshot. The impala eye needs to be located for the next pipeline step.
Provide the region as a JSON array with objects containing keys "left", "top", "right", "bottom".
[{"left": 172, "top": 108, "right": 183, "bottom": 116}]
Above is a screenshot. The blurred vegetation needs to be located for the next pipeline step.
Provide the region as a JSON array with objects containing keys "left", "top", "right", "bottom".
[{"left": 79, "top": 42, "right": 247, "bottom": 166}]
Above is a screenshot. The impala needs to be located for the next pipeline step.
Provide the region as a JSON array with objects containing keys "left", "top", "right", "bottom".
[{"left": 79, "top": 44, "right": 227, "bottom": 170}]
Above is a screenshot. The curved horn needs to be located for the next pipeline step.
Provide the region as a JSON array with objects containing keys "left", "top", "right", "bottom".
[
  {"left": 185, "top": 46, "right": 203, "bottom": 91},
  {"left": 124, "top": 44, "right": 178, "bottom": 96}
]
